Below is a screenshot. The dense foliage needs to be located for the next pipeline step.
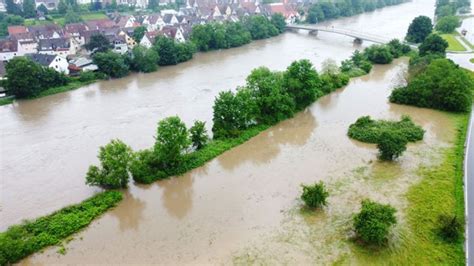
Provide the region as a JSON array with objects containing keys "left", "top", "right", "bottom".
[
  {"left": 306, "top": 0, "right": 407, "bottom": 23},
  {"left": 93, "top": 51, "right": 130, "bottom": 78},
  {"left": 190, "top": 16, "right": 282, "bottom": 52},
  {"left": 85, "top": 33, "right": 112, "bottom": 53},
  {"left": 129, "top": 45, "right": 159, "bottom": 73},
  {"left": 389, "top": 59, "right": 473, "bottom": 112},
  {"left": 348, "top": 115, "right": 424, "bottom": 144},
  {"left": 364, "top": 45, "right": 393, "bottom": 64},
  {"left": 418, "top": 34, "right": 448, "bottom": 57},
  {"left": 5, "top": 57, "right": 69, "bottom": 98},
  {"left": 377, "top": 131, "right": 408, "bottom": 161},
  {"left": 85, "top": 139, "right": 133, "bottom": 189},
  {"left": 353, "top": 199, "right": 397, "bottom": 245},
  {"left": 190, "top": 120, "right": 209, "bottom": 150},
  {"left": 283, "top": 59, "right": 322, "bottom": 110},
  {"left": 301, "top": 181, "right": 329, "bottom": 209},
  {"left": 154, "top": 116, "right": 190, "bottom": 167},
  {"left": 405, "top": 16, "right": 433, "bottom": 43},
  {"left": 435, "top": 16, "right": 461, "bottom": 33},
  {"left": 0, "top": 191, "right": 122, "bottom": 265}
]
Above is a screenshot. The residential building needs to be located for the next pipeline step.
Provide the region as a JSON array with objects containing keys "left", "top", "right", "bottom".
[{"left": 27, "top": 53, "right": 70, "bottom": 74}]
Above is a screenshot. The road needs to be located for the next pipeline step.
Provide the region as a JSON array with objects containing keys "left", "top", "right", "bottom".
[{"left": 466, "top": 107, "right": 474, "bottom": 266}]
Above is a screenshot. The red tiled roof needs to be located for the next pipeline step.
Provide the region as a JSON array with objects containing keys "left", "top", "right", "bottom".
[{"left": 8, "top": 26, "right": 28, "bottom": 35}]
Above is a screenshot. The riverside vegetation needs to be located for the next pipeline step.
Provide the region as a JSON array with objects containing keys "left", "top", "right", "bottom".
[{"left": 0, "top": 39, "right": 414, "bottom": 264}]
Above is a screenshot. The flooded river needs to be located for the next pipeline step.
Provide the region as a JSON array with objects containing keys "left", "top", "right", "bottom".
[{"left": 0, "top": 0, "right": 450, "bottom": 263}]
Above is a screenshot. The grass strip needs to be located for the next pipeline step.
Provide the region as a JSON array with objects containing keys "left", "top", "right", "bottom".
[
  {"left": 0, "top": 96, "right": 14, "bottom": 106},
  {"left": 0, "top": 190, "right": 123, "bottom": 265},
  {"left": 441, "top": 34, "right": 467, "bottom": 52}
]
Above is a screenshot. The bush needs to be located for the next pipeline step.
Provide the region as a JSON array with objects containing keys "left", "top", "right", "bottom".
[
  {"left": 435, "top": 16, "right": 461, "bottom": 33},
  {"left": 0, "top": 191, "right": 122, "bottom": 265},
  {"left": 93, "top": 51, "right": 129, "bottom": 78},
  {"left": 364, "top": 45, "right": 394, "bottom": 64},
  {"left": 190, "top": 120, "right": 209, "bottom": 150},
  {"left": 78, "top": 71, "right": 97, "bottom": 82},
  {"left": 283, "top": 59, "right": 322, "bottom": 110},
  {"left": 301, "top": 181, "right": 329, "bottom": 209},
  {"left": 419, "top": 33, "right": 448, "bottom": 57},
  {"left": 377, "top": 131, "right": 408, "bottom": 161},
  {"left": 85, "top": 139, "right": 133, "bottom": 189},
  {"left": 348, "top": 115, "right": 424, "bottom": 144},
  {"left": 353, "top": 199, "right": 397, "bottom": 246},
  {"left": 154, "top": 116, "right": 190, "bottom": 167},
  {"left": 390, "top": 59, "right": 473, "bottom": 112},
  {"left": 129, "top": 149, "right": 165, "bottom": 184},
  {"left": 387, "top": 39, "right": 411, "bottom": 58},
  {"left": 438, "top": 214, "right": 463, "bottom": 242}
]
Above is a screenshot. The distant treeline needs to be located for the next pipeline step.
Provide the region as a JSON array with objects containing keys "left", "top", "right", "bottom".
[{"left": 306, "top": 0, "right": 408, "bottom": 24}]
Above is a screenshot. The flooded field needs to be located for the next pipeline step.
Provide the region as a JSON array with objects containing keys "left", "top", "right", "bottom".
[{"left": 21, "top": 58, "right": 458, "bottom": 264}]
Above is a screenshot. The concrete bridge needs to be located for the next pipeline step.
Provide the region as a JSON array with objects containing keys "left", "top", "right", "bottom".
[{"left": 286, "top": 24, "right": 397, "bottom": 45}]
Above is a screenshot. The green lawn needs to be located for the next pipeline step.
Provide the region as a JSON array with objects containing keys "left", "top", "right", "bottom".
[
  {"left": 440, "top": 34, "right": 467, "bottom": 51},
  {"left": 25, "top": 12, "right": 108, "bottom": 26}
]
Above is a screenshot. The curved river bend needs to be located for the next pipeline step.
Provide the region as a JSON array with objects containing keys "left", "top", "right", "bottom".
[{"left": 0, "top": 0, "right": 451, "bottom": 263}]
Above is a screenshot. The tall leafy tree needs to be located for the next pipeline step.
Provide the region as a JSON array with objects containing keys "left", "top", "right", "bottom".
[
  {"left": 85, "top": 33, "right": 111, "bottom": 53},
  {"left": 133, "top": 26, "right": 147, "bottom": 42},
  {"left": 283, "top": 59, "right": 321, "bottom": 110},
  {"left": 153, "top": 36, "right": 178, "bottom": 66},
  {"left": 130, "top": 45, "right": 159, "bottom": 73},
  {"left": 154, "top": 116, "right": 190, "bottom": 167},
  {"left": 57, "top": 0, "right": 68, "bottom": 14},
  {"left": 5, "top": 57, "right": 43, "bottom": 98},
  {"left": 22, "top": 0, "right": 36, "bottom": 18},
  {"left": 270, "top": 13, "right": 286, "bottom": 33},
  {"left": 93, "top": 51, "right": 130, "bottom": 78},
  {"left": 405, "top": 16, "right": 433, "bottom": 43},
  {"left": 418, "top": 33, "right": 448, "bottom": 56},
  {"left": 5, "top": 0, "right": 22, "bottom": 16}
]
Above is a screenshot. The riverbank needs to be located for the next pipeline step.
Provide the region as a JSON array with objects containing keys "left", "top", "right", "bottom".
[{"left": 0, "top": 191, "right": 123, "bottom": 265}]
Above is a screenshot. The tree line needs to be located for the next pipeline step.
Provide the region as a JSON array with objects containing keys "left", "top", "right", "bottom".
[{"left": 306, "top": 0, "right": 408, "bottom": 24}]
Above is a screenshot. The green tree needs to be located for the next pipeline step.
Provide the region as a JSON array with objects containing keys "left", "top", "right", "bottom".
[
  {"left": 93, "top": 51, "right": 129, "bottom": 78},
  {"left": 212, "top": 89, "right": 258, "bottom": 139},
  {"left": 243, "top": 15, "right": 278, "bottom": 40},
  {"left": 419, "top": 33, "right": 448, "bottom": 57},
  {"left": 5, "top": 0, "right": 22, "bottom": 15},
  {"left": 85, "top": 33, "right": 111, "bottom": 53},
  {"left": 148, "top": 0, "right": 158, "bottom": 10},
  {"left": 5, "top": 57, "right": 43, "bottom": 98},
  {"left": 283, "top": 59, "right": 321, "bottom": 110},
  {"left": 37, "top": 4, "right": 49, "bottom": 14},
  {"left": 435, "top": 16, "right": 460, "bottom": 33},
  {"left": 130, "top": 45, "right": 158, "bottom": 73},
  {"left": 133, "top": 26, "right": 147, "bottom": 42},
  {"left": 175, "top": 42, "right": 195, "bottom": 63},
  {"left": 64, "top": 7, "right": 83, "bottom": 24},
  {"left": 363, "top": 44, "right": 393, "bottom": 64},
  {"left": 153, "top": 36, "right": 178, "bottom": 66},
  {"left": 270, "top": 13, "right": 286, "bottom": 33},
  {"left": 307, "top": 4, "right": 324, "bottom": 23},
  {"left": 154, "top": 116, "right": 190, "bottom": 167},
  {"left": 301, "top": 181, "right": 329, "bottom": 209},
  {"left": 85, "top": 139, "right": 133, "bottom": 189},
  {"left": 190, "top": 24, "right": 213, "bottom": 51},
  {"left": 246, "top": 67, "right": 295, "bottom": 124},
  {"left": 353, "top": 200, "right": 397, "bottom": 245},
  {"left": 224, "top": 22, "right": 251, "bottom": 47},
  {"left": 377, "top": 131, "right": 408, "bottom": 161},
  {"left": 22, "top": 0, "right": 36, "bottom": 18},
  {"left": 189, "top": 120, "right": 209, "bottom": 150},
  {"left": 405, "top": 15, "right": 433, "bottom": 43},
  {"left": 57, "top": 0, "right": 68, "bottom": 14},
  {"left": 390, "top": 59, "right": 473, "bottom": 112}
]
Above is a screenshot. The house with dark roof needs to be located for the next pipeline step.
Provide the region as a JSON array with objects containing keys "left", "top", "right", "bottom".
[
  {"left": 0, "top": 40, "right": 19, "bottom": 61},
  {"left": 27, "top": 54, "right": 69, "bottom": 74},
  {"left": 38, "top": 38, "right": 75, "bottom": 57}
]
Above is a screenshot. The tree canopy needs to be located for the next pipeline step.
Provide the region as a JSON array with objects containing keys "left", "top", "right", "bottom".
[{"left": 405, "top": 16, "right": 433, "bottom": 43}]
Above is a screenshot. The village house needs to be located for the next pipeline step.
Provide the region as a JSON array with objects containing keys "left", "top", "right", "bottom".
[
  {"left": 161, "top": 26, "right": 185, "bottom": 43},
  {"left": 18, "top": 40, "right": 38, "bottom": 55},
  {"left": 28, "top": 24, "right": 63, "bottom": 39},
  {"left": 68, "top": 57, "right": 98, "bottom": 73},
  {"left": 142, "top": 14, "right": 166, "bottom": 31},
  {"left": 27, "top": 53, "right": 70, "bottom": 74},
  {"left": 262, "top": 2, "right": 299, "bottom": 23},
  {"left": 64, "top": 23, "right": 89, "bottom": 46},
  {"left": 139, "top": 31, "right": 162, "bottom": 48},
  {"left": 0, "top": 40, "right": 19, "bottom": 61},
  {"left": 38, "top": 38, "right": 76, "bottom": 57}
]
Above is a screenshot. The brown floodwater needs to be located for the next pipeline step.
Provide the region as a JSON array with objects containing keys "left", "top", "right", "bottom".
[{"left": 0, "top": 0, "right": 448, "bottom": 263}]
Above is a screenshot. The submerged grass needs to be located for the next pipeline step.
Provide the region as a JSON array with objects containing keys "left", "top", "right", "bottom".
[
  {"left": 0, "top": 96, "right": 14, "bottom": 106},
  {"left": 350, "top": 113, "right": 468, "bottom": 265},
  {"left": 0, "top": 191, "right": 123, "bottom": 265},
  {"left": 34, "top": 80, "right": 97, "bottom": 99}
]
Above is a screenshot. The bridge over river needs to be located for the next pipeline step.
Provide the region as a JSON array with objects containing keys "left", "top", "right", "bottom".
[{"left": 286, "top": 24, "right": 416, "bottom": 47}]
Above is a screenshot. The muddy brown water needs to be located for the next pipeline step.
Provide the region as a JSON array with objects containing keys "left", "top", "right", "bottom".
[{"left": 0, "top": 0, "right": 450, "bottom": 263}]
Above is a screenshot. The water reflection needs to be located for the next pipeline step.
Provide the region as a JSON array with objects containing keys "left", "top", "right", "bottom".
[
  {"left": 158, "top": 173, "right": 194, "bottom": 219},
  {"left": 109, "top": 190, "right": 146, "bottom": 232},
  {"left": 217, "top": 110, "right": 317, "bottom": 171}
]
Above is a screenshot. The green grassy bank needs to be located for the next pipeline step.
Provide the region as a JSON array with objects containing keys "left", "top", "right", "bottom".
[{"left": 0, "top": 191, "right": 123, "bottom": 265}]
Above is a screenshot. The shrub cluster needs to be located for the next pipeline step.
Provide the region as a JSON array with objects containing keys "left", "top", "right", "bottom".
[
  {"left": 348, "top": 115, "right": 425, "bottom": 144},
  {"left": 437, "top": 214, "right": 463, "bottom": 242},
  {"left": 353, "top": 199, "right": 397, "bottom": 246},
  {"left": 190, "top": 14, "right": 285, "bottom": 52},
  {"left": 4, "top": 57, "right": 69, "bottom": 98},
  {"left": 390, "top": 58, "right": 473, "bottom": 112},
  {"left": 301, "top": 182, "right": 329, "bottom": 209},
  {"left": 0, "top": 191, "right": 122, "bottom": 265}
]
